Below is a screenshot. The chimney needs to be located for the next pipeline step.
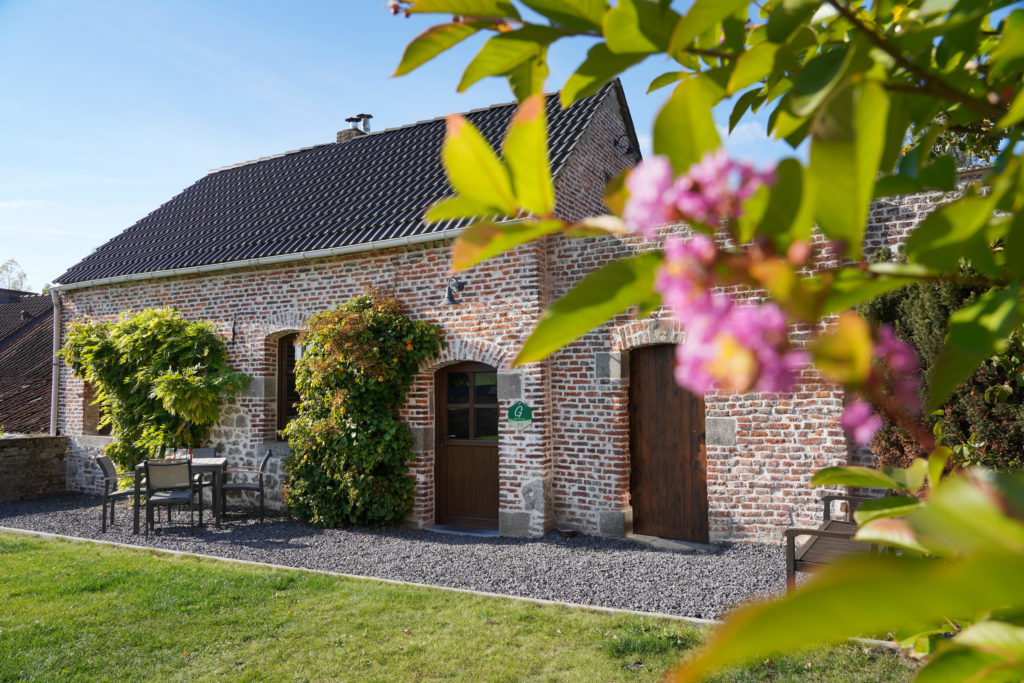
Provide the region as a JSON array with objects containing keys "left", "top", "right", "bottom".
[
  {"left": 357, "top": 113, "right": 372, "bottom": 133},
  {"left": 336, "top": 116, "right": 365, "bottom": 143}
]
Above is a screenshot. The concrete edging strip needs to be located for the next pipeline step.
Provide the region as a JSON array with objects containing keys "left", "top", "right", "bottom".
[{"left": 0, "top": 525, "right": 897, "bottom": 650}]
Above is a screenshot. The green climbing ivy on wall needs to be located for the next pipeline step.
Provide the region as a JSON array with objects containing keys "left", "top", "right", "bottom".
[
  {"left": 60, "top": 308, "right": 251, "bottom": 470},
  {"left": 283, "top": 289, "right": 443, "bottom": 527}
]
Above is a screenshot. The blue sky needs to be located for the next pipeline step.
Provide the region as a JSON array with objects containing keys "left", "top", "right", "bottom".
[{"left": 0, "top": 1, "right": 795, "bottom": 292}]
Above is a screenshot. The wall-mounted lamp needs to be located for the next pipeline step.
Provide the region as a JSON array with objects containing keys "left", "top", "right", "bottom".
[
  {"left": 441, "top": 276, "right": 466, "bottom": 306},
  {"left": 293, "top": 337, "right": 305, "bottom": 362}
]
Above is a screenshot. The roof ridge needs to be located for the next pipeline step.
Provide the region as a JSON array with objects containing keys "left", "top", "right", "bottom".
[{"left": 204, "top": 86, "right": 606, "bottom": 177}]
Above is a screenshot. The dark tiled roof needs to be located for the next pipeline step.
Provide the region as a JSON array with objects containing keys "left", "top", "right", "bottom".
[
  {"left": 0, "top": 297, "right": 52, "bottom": 435},
  {"left": 56, "top": 83, "right": 623, "bottom": 285},
  {"left": 0, "top": 293, "right": 52, "bottom": 346}
]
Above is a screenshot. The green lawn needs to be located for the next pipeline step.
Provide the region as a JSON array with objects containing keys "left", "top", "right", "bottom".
[{"left": 0, "top": 532, "right": 915, "bottom": 681}]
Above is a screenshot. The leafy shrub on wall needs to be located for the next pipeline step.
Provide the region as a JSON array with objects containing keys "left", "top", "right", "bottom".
[
  {"left": 60, "top": 308, "right": 251, "bottom": 470},
  {"left": 283, "top": 289, "right": 443, "bottom": 527},
  {"left": 859, "top": 248, "right": 1024, "bottom": 471}
]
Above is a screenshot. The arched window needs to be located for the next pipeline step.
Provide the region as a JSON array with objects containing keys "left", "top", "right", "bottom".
[{"left": 277, "top": 333, "right": 300, "bottom": 432}]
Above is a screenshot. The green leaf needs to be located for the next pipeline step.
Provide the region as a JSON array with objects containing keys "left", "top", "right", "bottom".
[
  {"left": 502, "top": 94, "right": 554, "bottom": 215},
  {"left": 458, "top": 26, "right": 562, "bottom": 92},
  {"left": 729, "top": 88, "right": 764, "bottom": 132},
  {"left": 393, "top": 21, "right": 487, "bottom": 77},
  {"left": 424, "top": 195, "right": 503, "bottom": 222},
  {"left": 515, "top": 252, "right": 663, "bottom": 365},
  {"left": 753, "top": 157, "right": 813, "bottom": 247},
  {"left": 788, "top": 45, "right": 849, "bottom": 117},
  {"left": 929, "top": 284, "right": 1024, "bottom": 409},
  {"left": 561, "top": 43, "right": 647, "bottom": 107},
  {"left": 822, "top": 268, "right": 915, "bottom": 315},
  {"left": 407, "top": 0, "right": 521, "bottom": 19},
  {"left": 911, "top": 469, "right": 1024, "bottom": 556},
  {"left": 672, "top": 552, "right": 1024, "bottom": 681},
  {"left": 653, "top": 76, "right": 722, "bottom": 174},
  {"left": 727, "top": 42, "right": 779, "bottom": 95},
  {"left": 905, "top": 194, "right": 1000, "bottom": 273},
  {"left": 853, "top": 496, "right": 921, "bottom": 525},
  {"left": 809, "top": 81, "right": 890, "bottom": 260},
  {"left": 441, "top": 115, "right": 517, "bottom": 214},
  {"left": 997, "top": 89, "right": 1024, "bottom": 129},
  {"left": 808, "top": 312, "right": 875, "bottom": 386},
  {"left": 1006, "top": 212, "right": 1024, "bottom": 277},
  {"left": 668, "top": 0, "right": 747, "bottom": 58},
  {"left": 520, "top": 0, "right": 607, "bottom": 31},
  {"left": 506, "top": 47, "right": 549, "bottom": 101},
  {"left": 811, "top": 465, "right": 902, "bottom": 490},
  {"left": 766, "top": 0, "right": 820, "bottom": 42},
  {"left": 886, "top": 458, "right": 928, "bottom": 493},
  {"left": 604, "top": 0, "right": 680, "bottom": 55},
  {"left": 451, "top": 219, "right": 564, "bottom": 271},
  {"left": 854, "top": 518, "right": 932, "bottom": 554},
  {"left": 647, "top": 70, "right": 683, "bottom": 93},
  {"left": 920, "top": 622, "right": 1024, "bottom": 683},
  {"left": 928, "top": 447, "right": 952, "bottom": 488}
]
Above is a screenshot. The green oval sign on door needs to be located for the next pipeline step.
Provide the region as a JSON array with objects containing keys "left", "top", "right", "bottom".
[{"left": 508, "top": 401, "right": 533, "bottom": 430}]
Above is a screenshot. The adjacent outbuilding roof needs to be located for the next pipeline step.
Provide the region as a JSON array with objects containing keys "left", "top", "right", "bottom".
[
  {"left": 56, "top": 81, "right": 636, "bottom": 286},
  {"left": 0, "top": 292, "right": 53, "bottom": 434}
]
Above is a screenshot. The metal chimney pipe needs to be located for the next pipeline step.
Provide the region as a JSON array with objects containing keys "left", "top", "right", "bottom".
[
  {"left": 357, "top": 113, "right": 372, "bottom": 133},
  {"left": 345, "top": 116, "right": 360, "bottom": 130}
]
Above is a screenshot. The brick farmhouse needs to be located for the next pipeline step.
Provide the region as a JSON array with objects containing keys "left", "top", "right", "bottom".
[{"left": 50, "top": 82, "right": 949, "bottom": 543}]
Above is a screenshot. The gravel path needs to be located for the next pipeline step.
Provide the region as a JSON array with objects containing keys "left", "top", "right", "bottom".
[{"left": 0, "top": 493, "right": 787, "bottom": 619}]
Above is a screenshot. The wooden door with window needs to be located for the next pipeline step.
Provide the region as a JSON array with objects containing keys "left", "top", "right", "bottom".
[
  {"left": 629, "top": 344, "right": 708, "bottom": 543},
  {"left": 436, "top": 363, "right": 499, "bottom": 528}
]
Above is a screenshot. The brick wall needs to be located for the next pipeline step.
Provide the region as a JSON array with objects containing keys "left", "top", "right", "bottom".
[
  {"left": 0, "top": 436, "right": 67, "bottom": 502},
  {"left": 54, "top": 92, "right": 977, "bottom": 543}
]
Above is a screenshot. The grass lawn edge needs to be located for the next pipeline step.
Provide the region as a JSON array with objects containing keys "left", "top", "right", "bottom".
[{"left": 0, "top": 524, "right": 898, "bottom": 651}]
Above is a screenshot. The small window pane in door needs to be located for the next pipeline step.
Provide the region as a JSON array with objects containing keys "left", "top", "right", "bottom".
[
  {"left": 475, "top": 406, "right": 498, "bottom": 440},
  {"left": 447, "top": 373, "right": 470, "bottom": 404},
  {"left": 446, "top": 407, "right": 470, "bottom": 439},
  {"left": 474, "top": 372, "right": 497, "bottom": 404}
]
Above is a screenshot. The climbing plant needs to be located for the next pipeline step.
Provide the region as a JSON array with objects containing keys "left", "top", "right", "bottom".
[
  {"left": 283, "top": 289, "right": 443, "bottom": 527},
  {"left": 60, "top": 308, "right": 251, "bottom": 470}
]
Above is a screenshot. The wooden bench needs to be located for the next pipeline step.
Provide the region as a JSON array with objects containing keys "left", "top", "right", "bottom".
[{"left": 784, "top": 495, "right": 876, "bottom": 591}]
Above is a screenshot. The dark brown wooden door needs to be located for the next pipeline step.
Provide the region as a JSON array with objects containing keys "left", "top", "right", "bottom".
[
  {"left": 629, "top": 344, "right": 708, "bottom": 543},
  {"left": 436, "top": 363, "right": 499, "bottom": 528}
]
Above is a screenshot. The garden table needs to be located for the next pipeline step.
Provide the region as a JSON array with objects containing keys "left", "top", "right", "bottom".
[{"left": 132, "top": 457, "right": 228, "bottom": 534}]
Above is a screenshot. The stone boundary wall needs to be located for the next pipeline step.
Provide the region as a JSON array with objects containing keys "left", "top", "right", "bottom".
[{"left": 0, "top": 436, "right": 67, "bottom": 502}]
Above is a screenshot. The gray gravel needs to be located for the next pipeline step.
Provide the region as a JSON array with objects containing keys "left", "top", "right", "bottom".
[{"left": 0, "top": 493, "right": 786, "bottom": 619}]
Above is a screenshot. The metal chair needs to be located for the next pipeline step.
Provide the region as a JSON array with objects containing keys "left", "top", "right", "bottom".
[
  {"left": 144, "top": 459, "right": 201, "bottom": 535},
  {"left": 190, "top": 446, "right": 217, "bottom": 505},
  {"left": 221, "top": 450, "right": 273, "bottom": 522},
  {"left": 96, "top": 455, "right": 141, "bottom": 533}
]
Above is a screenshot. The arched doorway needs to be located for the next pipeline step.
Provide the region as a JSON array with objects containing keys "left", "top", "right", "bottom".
[
  {"left": 629, "top": 344, "right": 708, "bottom": 543},
  {"left": 435, "top": 362, "right": 499, "bottom": 529}
]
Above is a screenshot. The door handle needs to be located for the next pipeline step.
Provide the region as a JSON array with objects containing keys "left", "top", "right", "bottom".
[{"left": 447, "top": 434, "right": 457, "bottom": 439}]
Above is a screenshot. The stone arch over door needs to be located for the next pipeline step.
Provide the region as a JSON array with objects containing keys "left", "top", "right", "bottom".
[{"left": 403, "top": 336, "right": 526, "bottom": 531}]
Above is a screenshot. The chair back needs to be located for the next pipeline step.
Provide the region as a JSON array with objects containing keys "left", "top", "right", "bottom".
[
  {"left": 192, "top": 447, "right": 217, "bottom": 459},
  {"left": 145, "top": 459, "right": 192, "bottom": 493},
  {"left": 96, "top": 455, "right": 117, "bottom": 481},
  {"left": 259, "top": 450, "right": 274, "bottom": 474}
]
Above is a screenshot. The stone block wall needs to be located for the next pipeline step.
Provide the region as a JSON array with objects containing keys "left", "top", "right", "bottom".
[{"left": 0, "top": 436, "right": 67, "bottom": 502}]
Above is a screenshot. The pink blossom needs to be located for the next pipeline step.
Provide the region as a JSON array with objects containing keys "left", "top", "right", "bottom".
[
  {"left": 624, "top": 156, "right": 675, "bottom": 239},
  {"left": 876, "top": 326, "right": 919, "bottom": 374},
  {"left": 622, "top": 150, "right": 776, "bottom": 234},
  {"left": 655, "top": 234, "right": 717, "bottom": 314},
  {"left": 841, "top": 400, "right": 883, "bottom": 446},
  {"left": 669, "top": 294, "right": 806, "bottom": 395},
  {"left": 874, "top": 326, "right": 923, "bottom": 414}
]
